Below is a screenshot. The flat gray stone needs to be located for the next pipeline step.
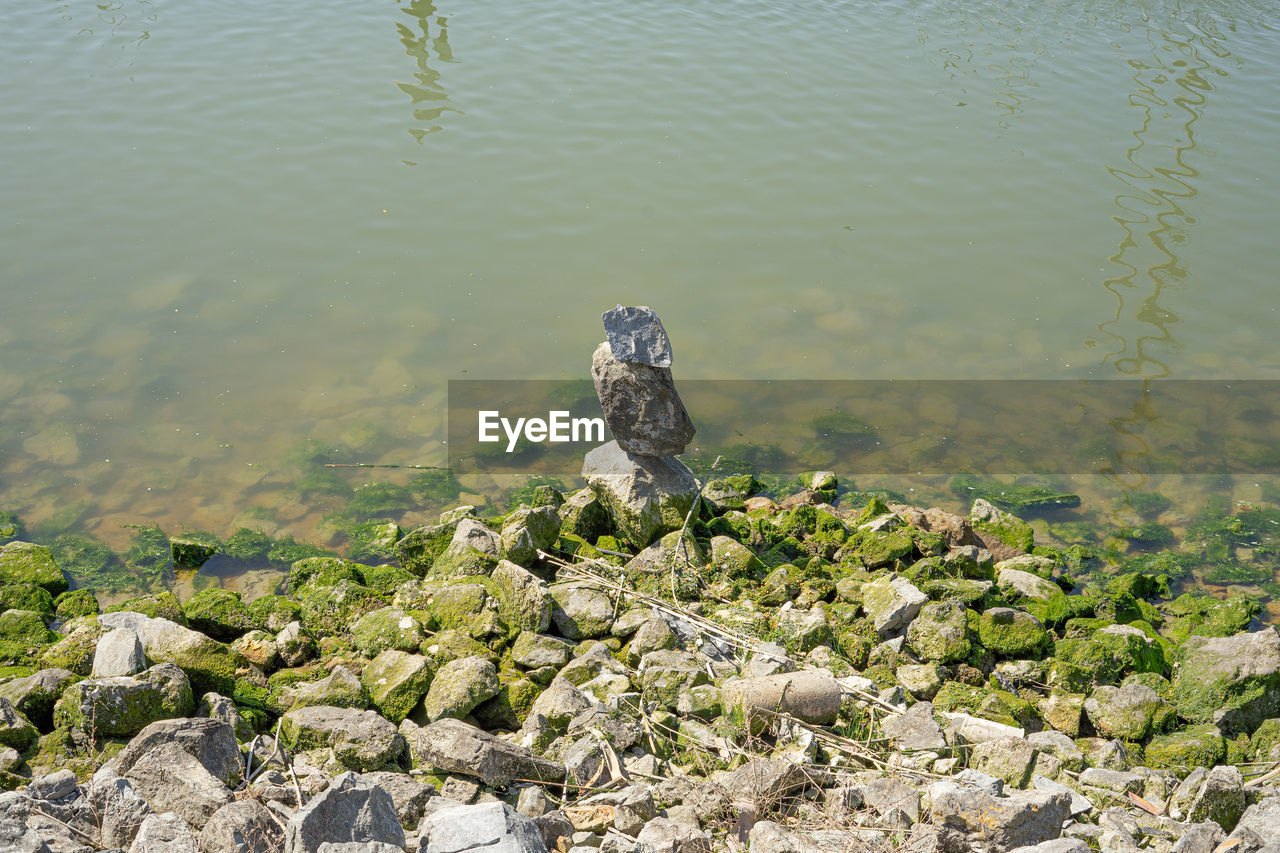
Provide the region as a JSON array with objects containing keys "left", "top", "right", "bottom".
[
  {"left": 93, "top": 626, "right": 146, "bottom": 678},
  {"left": 130, "top": 811, "right": 200, "bottom": 853},
  {"left": 602, "top": 305, "right": 672, "bottom": 367},
  {"left": 929, "top": 782, "right": 1071, "bottom": 852},
  {"left": 400, "top": 717, "right": 565, "bottom": 787},
  {"left": 419, "top": 800, "right": 547, "bottom": 853}
]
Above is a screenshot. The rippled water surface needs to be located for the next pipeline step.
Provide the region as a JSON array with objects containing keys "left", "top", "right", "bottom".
[{"left": 3, "top": 0, "right": 1279, "bottom": 598}]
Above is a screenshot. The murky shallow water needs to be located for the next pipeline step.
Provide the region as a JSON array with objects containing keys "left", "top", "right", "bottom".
[{"left": 2, "top": 0, "right": 1279, "bottom": 602}]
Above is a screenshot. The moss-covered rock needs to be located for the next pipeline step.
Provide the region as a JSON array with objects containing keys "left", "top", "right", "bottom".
[
  {"left": 559, "top": 488, "right": 613, "bottom": 542},
  {"left": 487, "top": 560, "right": 552, "bottom": 635},
  {"left": 500, "top": 506, "right": 561, "bottom": 566},
  {"left": 996, "top": 568, "right": 1070, "bottom": 628},
  {"left": 246, "top": 595, "right": 302, "bottom": 633},
  {"left": 350, "top": 608, "right": 425, "bottom": 657},
  {"left": 358, "top": 563, "right": 414, "bottom": 596},
  {"left": 1039, "top": 690, "right": 1086, "bottom": 736},
  {"left": 969, "top": 499, "right": 1034, "bottom": 559},
  {"left": 418, "top": 583, "right": 488, "bottom": 632},
  {"left": 1160, "top": 593, "right": 1259, "bottom": 645},
  {"left": 471, "top": 676, "right": 540, "bottom": 731},
  {"left": 106, "top": 592, "right": 187, "bottom": 624},
  {"left": 230, "top": 630, "right": 278, "bottom": 670},
  {"left": 97, "top": 612, "right": 240, "bottom": 696},
  {"left": 288, "top": 556, "right": 364, "bottom": 593},
  {"left": 362, "top": 649, "right": 434, "bottom": 723},
  {"left": 0, "top": 584, "right": 54, "bottom": 616},
  {"left": 1054, "top": 624, "right": 1165, "bottom": 686},
  {"left": 346, "top": 519, "right": 402, "bottom": 564},
  {"left": 0, "top": 542, "right": 69, "bottom": 596},
  {"left": 0, "top": 667, "right": 79, "bottom": 731},
  {"left": 52, "top": 662, "right": 193, "bottom": 737},
  {"left": 296, "top": 578, "right": 382, "bottom": 635},
  {"left": 582, "top": 442, "right": 699, "bottom": 549},
  {"left": 906, "top": 600, "right": 971, "bottom": 663},
  {"left": 394, "top": 523, "right": 457, "bottom": 578},
  {"left": 1083, "top": 683, "right": 1176, "bottom": 741},
  {"left": 279, "top": 665, "right": 367, "bottom": 711},
  {"left": 37, "top": 617, "right": 100, "bottom": 675},
  {"left": 0, "top": 696, "right": 38, "bottom": 750},
  {"left": 0, "top": 609, "right": 56, "bottom": 665},
  {"left": 932, "top": 681, "right": 1040, "bottom": 729},
  {"left": 280, "top": 705, "right": 403, "bottom": 772},
  {"left": 977, "top": 608, "right": 1050, "bottom": 658},
  {"left": 1173, "top": 628, "right": 1280, "bottom": 734},
  {"left": 1143, "top": 724, "right": 1226, "bottom": 771},
  {"left": 549, "top": 583, "right": 615, "bottom": 640},
  {"left": 53, "top": 589, "right": 99, "bottom": 620},
  {"left": 424, "top": 629, "right": 498, "bottom": 666},
  {"left": 420, "top": 655, "right": 500, "bottom": 722},
  {"left": 0, "top": 514, "right": 20, "bottom": 545},
  {"left": 181, "top": 587, "right": 254, "bottom": 642},
  {"left": 170, "top": 535, "right": 219, "bottom": 568}
]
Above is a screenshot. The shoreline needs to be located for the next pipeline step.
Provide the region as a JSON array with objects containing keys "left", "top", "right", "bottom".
[{"left": 2, "top": 468, "right": 1279, "bottom": 850}]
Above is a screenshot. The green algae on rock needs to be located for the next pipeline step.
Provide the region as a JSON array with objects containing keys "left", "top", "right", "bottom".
[{"left": 0, "top": 542, "right": 69, "bottom": 596}]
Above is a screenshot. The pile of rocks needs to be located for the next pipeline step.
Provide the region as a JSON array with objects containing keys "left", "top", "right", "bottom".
[{"left": 582, "top": 306, "right": 700, "bottom": 549}]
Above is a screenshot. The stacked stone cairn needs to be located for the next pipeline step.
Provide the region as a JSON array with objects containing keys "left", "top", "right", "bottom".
[{"left": 582, "top": 306, "right": 700, "bottom": 550}]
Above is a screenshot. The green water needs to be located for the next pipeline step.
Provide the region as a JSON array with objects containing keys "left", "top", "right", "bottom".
[{"left": 2, "top": 0, "right": 1279, "bottom": 600}]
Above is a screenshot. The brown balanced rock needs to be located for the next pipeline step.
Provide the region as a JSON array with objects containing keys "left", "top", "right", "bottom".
[{"left": 591, "top": 341, "right": 695, "bottom": 457}]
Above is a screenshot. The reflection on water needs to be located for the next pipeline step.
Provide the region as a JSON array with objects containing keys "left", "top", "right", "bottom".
[
  {"left": 1091, "top": 4, "right": 1231, "bottom": 488},
  {"left": 914, "top": 0, "right": 1047, "bottom": 134},
  {"left": 396, "top": 0, "right": 460, "bottom": 153},
  {"left": 55, "top": 0, "right": 157, "bottom": 66},
  {"left": 1094, "top": 3, "right": 1229, "bottom": 381}
]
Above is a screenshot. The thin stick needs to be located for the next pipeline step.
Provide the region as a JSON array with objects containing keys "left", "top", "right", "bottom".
[
  {"left": 30, "top": 808, "right": 100, "bottom": 846},
  {"left": 1246, "top": 763, "right": 1280, "bottom": 786}
]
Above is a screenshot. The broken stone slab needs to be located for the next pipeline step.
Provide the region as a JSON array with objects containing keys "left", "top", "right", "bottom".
[
  {"left": 1031, "top": 776, "right": 1093, "bottom": 817},
  {"left": 92, "top": 626, "right": 146, "bottom": 678},
  {"left": 199, "top": 799, "right": 284, "bottom": 853},
  {"left": 591, "top": 341, "right": 694, "bottom": 457},
  {"left": 635, "top": 817, "right": 710, "bottom": 853},
  {"left": 105, "top": 717, "right": 242, "bottom": 789},
  {"left": 280, "top": 706, "right": 405, "bottom": 772},
  {"left": 938, "top": 712, "right": 1025, "bottom": 744},
  {"left": 930, "top": 782, "right": 1071, "bottom": 853},
  {"left": 859, "top": 575, "right": 927, "bottom": 637},
  {"left": 123, "top": 740, "right": 235, "bottom": 829},
  {"left": 418, "top": 800, "right": 547, "bottom": 853},
  {"left": 284, "top": 771, "right": 405, "bottom": 853},
  {"left": 130, "top": 811, "right": 201, "bottom": 853},
  {"left": 358, "top": 770, "right": 439, "bottom": 830},
  {"left": 400, "top": 717, "right": 565, "bottom": 787},
  {"left": 881, "top": 701, "right": 948, "bottom": 753},
  {"left": 581, "top": 441, "right": 699, "bottom": 548},
  {"left": 602, "top": 305, "right": 673, "bottom": 367}
]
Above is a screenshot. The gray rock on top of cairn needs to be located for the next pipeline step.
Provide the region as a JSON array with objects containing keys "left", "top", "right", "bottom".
[
  {"left": 582, "top": 306, "right": 700, "bottom": 548},
  {"left": 592, "top": 305, "right": 695, "bottom": 457}
]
